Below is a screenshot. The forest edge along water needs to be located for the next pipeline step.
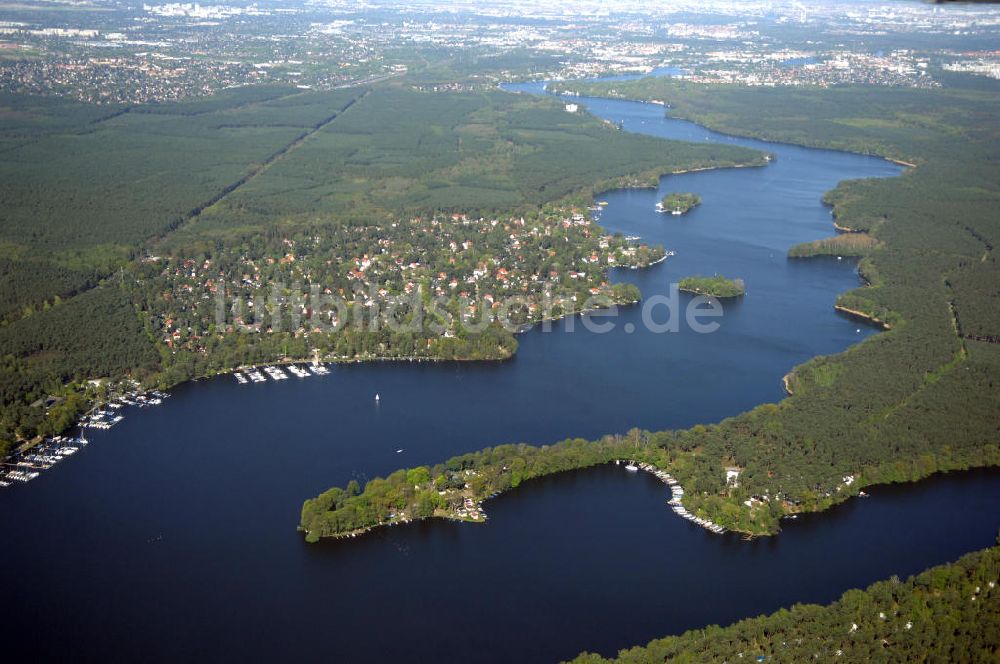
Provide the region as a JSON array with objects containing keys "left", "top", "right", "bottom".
[{"left": 2, "top": 80, "right": 997, "bottom": 663}]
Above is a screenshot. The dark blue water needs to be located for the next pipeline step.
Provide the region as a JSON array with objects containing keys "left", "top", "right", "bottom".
[{"left": 2, "top": 86, "right": 995, "bottom": 662}]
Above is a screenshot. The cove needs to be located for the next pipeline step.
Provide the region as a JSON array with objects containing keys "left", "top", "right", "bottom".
[{"left": 2, "top": 85, "right": 995, "bottom": 663}]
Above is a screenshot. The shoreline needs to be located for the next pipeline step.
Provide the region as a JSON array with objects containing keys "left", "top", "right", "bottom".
[
  {"left": 833, "top": 304, "right": 893, "bottom": 330},
  {"left": 303, "top": 460, "right": 728, "bottom": 542},
  {"left": 304, "top": 452, "right": 1000, "bottom": 542},
  {"left": 3, "top": 281, "right": 660, "bottom": 456},
  {"left": 833, "top": 220, "right": 864, "bottom": 233},
  {"left": 628, "top": 460, "right": 727, "bottom": 534},
  {"left": 887, "top": 157, "right": 918, "bottom": 168},
  {"left": 547, "top": 82, "right": 913, "bottom": 177}
]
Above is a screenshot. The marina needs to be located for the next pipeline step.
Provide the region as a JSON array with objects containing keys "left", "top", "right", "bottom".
[
  {"left": 233, "top": 363, "right": 331, "bottom": 385},
  {"left": 80, "top": 391, "right": 168, "bottom": 430},
  {"left": 1, "top": 434, "right": 88, "bottom": 487},
  {"left": 3, "top": 387, "right": 169, "bottom": 489}
]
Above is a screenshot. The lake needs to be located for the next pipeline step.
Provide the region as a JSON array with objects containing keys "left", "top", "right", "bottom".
[{"left": 2, "top": 83, "right": 996, "bottom": 662}]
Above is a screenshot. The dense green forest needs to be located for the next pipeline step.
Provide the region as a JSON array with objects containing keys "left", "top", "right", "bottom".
[
  {"left": 303, "top": 78, "right": 1000, "bottom": 539},
  {"left": 179, "top": 85, "right": 762, "bottom": 238},
  {"left": 0, "top": 285, "right": 160, "bottom": 453},
  {"left": 0, "top": 81, "right": 760, "bottom": 451},
  {"left": 0, "top": 85, "right": 356, "bottom": 320},
  {"left": 678, "top": 274, "right": 746, "bottom": 298},
  {"left": 570, "top": 544, "right": 1000, "bottom": 663}
]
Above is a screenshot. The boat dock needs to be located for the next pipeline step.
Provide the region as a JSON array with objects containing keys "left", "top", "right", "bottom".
[
  {"left": 264, "top": 366, "right": 288, "bottom": 380},
  {"left": 234, "top": 363, "right": 330, "bottom": 384},
  {"left": 1, "top": 434, "right": 88, "bottom": 488},
  {"left": 4, "top": 387, "right": 168, "bottom": 489},
  {"left": 619, "top": 460, "right": 727, "bottom": 535}
]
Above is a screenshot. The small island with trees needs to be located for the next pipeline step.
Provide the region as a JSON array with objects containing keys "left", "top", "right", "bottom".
[
  {"left": 678, "top": 274, "right": 746, "bottom": 298},
  {"left": 657, "top": 192, "right": 701, "bottom": 215}
]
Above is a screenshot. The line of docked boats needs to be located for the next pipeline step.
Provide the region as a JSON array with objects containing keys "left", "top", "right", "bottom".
[
  {"left": 80, "top": 390, "right": 169, "bottom": 430},
  {"left": 1, "top": 434, "right": 88, "bottom": 488},
  {"left": 619, "top": 460, "right": 727, "bottom": 535},
  {"left": 82, "top": 411, "right": 124, "bottom": 430},
  {"left": 233, "top": 363, "right": 330, "bottom": 384},
  {"left": 3, "top": 388, "right": 174, "bottom": 488}
]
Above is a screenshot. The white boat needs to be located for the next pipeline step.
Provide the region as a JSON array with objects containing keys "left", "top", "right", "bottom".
[
  {"left": 624, "top": 463, "right": 638, "bottom": 472},
  {"left": 375, "top": 393, "right": 381, "bottom": 402}
]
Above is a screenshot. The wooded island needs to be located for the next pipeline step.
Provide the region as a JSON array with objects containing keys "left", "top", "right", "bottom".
[
  {"left": 678, "top": 274, "right": 746, "bottom": 298},
  {"left": 658, "top": 192, "right": 701, "bottom": 214}
]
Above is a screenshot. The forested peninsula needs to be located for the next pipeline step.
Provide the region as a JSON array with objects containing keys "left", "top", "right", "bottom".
[
  {"left": 302, "top": 77, "right": 1000, "bottom": 541},
  {"left": 570, "top": 544, "right": 1000, "bottom": 663}
]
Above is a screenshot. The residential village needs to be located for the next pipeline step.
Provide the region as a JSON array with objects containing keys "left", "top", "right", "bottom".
[{"left": 145, "top": 207, "right": 666, "bottom": 356}]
